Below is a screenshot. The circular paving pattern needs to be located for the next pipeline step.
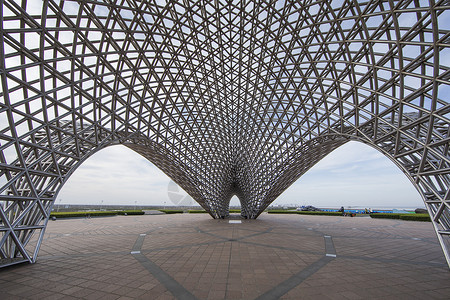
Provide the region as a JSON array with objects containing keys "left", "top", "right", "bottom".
[{"left": 1, "top": 214, "right": 449, "bottom": 299}]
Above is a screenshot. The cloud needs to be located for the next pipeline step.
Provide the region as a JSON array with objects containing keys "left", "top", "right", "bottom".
[
  {"left": 58, "top": 145, "right": 173, "bottom": 205},
  {"left": 312, "top": 142, "right": 386, "bottom": 172}
]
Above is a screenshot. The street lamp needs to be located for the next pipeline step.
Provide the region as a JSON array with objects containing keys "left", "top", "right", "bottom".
[{"left": 57, "top": 198, "right": 62, "bottom": 212}]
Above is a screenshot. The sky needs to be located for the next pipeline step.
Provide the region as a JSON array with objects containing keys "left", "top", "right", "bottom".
[{"left": 58, "top": 141, "right": 424, "bottom": 209}]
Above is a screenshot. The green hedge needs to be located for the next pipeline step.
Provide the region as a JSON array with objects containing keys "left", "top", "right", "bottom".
[
  {"left": 117, "top": 210, "right": 145, "bottom": 215},
  {"left": 297, "top": 211, "right": 343, "bottom": 216},
  {"left": 159, "top": 209, "right": 184, "bottom": 214},
  {"left": 267, "top": 209, "right": 342, "bottom": 216},
  {"left": 50, "top": 210, "right": 147, "bottom": 218},
  {"left": 267, "top": 210, "right": 342, "bottom": 216},
  {"left": 369, "top": 213, "right": 402, "bottom": 219},
  {"left": 50, "top": 211, "right": 117, "bottom": 218},
  {"left": 229, "top": 209, "right": 241, "bottom": 213},
  {"left": 400, "top": 214, "right": 431, "bottom": 222},
  {"left": 370, "top": 213, "right": 431, "bottom": 222}
]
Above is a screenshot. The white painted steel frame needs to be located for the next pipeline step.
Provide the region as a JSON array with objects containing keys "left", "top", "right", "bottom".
[{"left": 0, "top": 0, "right": 449, "bottom": 268}]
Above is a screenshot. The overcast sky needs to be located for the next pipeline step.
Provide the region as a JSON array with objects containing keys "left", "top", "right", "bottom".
[{"left": 58, "top": 141, "right": 424, "bottom": 209}]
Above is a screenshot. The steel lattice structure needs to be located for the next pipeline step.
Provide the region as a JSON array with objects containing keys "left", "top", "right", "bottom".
[{"left": 0, "top": 0, "right": 449, "bottom": 268}]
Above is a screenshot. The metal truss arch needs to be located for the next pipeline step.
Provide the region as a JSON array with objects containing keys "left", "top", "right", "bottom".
[{"left": 1, "top": 0, "right": 449, "bottom": 267}]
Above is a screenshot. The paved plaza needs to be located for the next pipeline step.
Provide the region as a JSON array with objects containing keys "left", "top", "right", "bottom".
[{"left": 1, "top": 213, "right": 449, "bottom": 299}]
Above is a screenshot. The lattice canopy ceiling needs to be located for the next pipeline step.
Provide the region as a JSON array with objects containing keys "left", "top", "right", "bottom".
[{"left": 0, "top": 0, "right": 449, "bottom": 267}]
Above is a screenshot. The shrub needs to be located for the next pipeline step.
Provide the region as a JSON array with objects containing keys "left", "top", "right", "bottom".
[
  {"left": 159, "top": 209, "right": 184, "bottom": 214},
  {"left": 415, "top": 208, "right": 428, "bottom": 214},
  {"left": 297, "top": 211, "right": 342, "bottom": 216},
  {"left": 267, "top": 210, "right": 359, "bottom": 216},
  {"left": 50, "top": 211, "right": 117, "bottom": 218},
  {"left": 369, "top": 213, "right": 402, "bottom": 219},
  {"left": 188, "top": 210, "right": 208, "bottom": 213},
  {"left": 370, "top": 213, "right": 431, "bottom": 222},
  {"left": 400, "top": 214, "right": 431, "bottom": 222},
  {"left": 229, "top": 209, "right": 241, "bottom": 213},
  {"left": 117, "top": 210, "right": 145, "bottom": 215}
]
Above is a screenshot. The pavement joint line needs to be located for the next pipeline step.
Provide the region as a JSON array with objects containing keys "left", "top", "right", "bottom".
[
  {"left": 234, "top": 227, "right": 274, "bottom": 241},
  {"left": 224, "top": 223, "right": 236, "bottom": 299},
  {"left": 239, "top": 240, "right": 324, "bottom": 255},
  {"left": 338, "top": 254, "right": 448, "bottom": 267},
  {"left": 140, "top": 240, "right": 227, "bottom": 253},
  {"left": 316, "top": 232, "right": 438, "bottom": 243},
  {"left": 131, "top": 234, "right": 146, "bottom": 252},
  {"left": 194, "top": 226, "right": 274, "bottom": 242},
  {"left": 39, "top": 251, "right": 133, "bottom": 260},
  {"left": 132, "top": 252, "right": 198, "bottom": 300},
  {"left": 255, "top": 256, "right": 335, "bottom": 300},
  {"left": 131, "top": 232, "right": 198, "bottom": 300},
  {"left": 324, "top": 235, "right": 337, "bottom": 257},
  {"left": 137, "top": 228, "right": 324, "bottom": 254},
  {"left": 195, "top": 227, "right": 229, "bottom": 240},
  {"left": 254, "top": 235, "right": 337, "bottom": 299},
  {"left": 141, "top": 233, "right": 324, "bottom": 255}
]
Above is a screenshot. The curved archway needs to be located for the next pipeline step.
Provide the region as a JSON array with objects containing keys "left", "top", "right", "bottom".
[
  {"left": 57, "top": 144, "right": 172, "bottom": 207},
  {"left": 0, "top": 0, "right": 448, "bottom": 267},
  {"left": 275, "top": 141, "right": 423, "bottom": 209}
]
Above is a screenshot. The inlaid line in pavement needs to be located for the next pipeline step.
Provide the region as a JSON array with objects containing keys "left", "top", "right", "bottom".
[
  {"left": 254, "top": 235, "right": 336, "bottom": 299},
  {"left": 131, "top": 233, "right": 198, "bottom": 300},
  {"left": 239, "top": 240, "right": 320, "bottom": 255},
  {"left": 255, "top": 256, "right": 334, "bottom": 300},
  {"left": 132, "top": 252, "right": 197, "bottom": 300},
  {"left": 131, "top": 234, "right": 146, "bottom": 252},
  {"left": 338, "top": 254, "right": 447, "bottom": 267},
  {"left": 324, "top": 235, "right": 337, "bottom": 257},
  {"left": 195, "top": 226, "right": 273, "bottom": 241}
]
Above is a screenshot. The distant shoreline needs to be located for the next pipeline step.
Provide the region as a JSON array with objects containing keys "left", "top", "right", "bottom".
[{"left": 53, "top": 203, "right": 426, "bottom": 212}]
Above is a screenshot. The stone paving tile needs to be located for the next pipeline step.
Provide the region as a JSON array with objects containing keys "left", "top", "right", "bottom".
[{"left": 0, "top": 213, "right": 449, "bottom": 299}]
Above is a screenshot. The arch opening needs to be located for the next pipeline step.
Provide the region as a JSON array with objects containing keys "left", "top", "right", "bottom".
[
  {"left": 57, "top": 145, "right": 173, "bottom": 209},
  {"left": 229, "top": 196, "right": 241, "bottom": 210},
  {"left": 274, "top": 141, "right": 424, "bottom": 211}
]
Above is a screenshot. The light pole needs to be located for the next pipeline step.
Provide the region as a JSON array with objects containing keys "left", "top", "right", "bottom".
[
  {"left": 134, "top": 200, "right": 137, "bottom": 210},
  {"left": 57, "top": 198, "right": 62, "bottom": 212},
  {"left": 100, "top": 200, "right": 103, "bottom": 211}
]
